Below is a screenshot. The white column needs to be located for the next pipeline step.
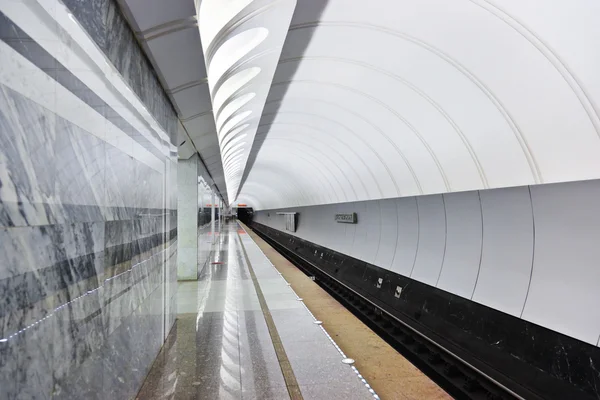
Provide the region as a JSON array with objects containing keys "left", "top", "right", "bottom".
[
  {"left": 211, "top": 191, "right": 216, "bottom": 241},
  {"left": 177, "top": 154, "right": 199, "bottom": 280}
]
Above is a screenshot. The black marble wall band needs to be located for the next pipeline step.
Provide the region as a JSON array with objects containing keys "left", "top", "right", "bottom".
[
  {"left": 253, "top": 222, "right": 600, "bottom": 400},
  {"left": 0, "top": 253, "right": 101, "bottom": 319},
  {"left": 0, "top": 222, "right": 175, "bottom": 328}
]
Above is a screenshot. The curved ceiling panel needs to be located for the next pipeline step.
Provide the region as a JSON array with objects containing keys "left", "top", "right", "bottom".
[
  {"left": 219, "top": 110, "right": 252, "bottom": 142},
  {"left": 223, "top": 141, "right": 246, "bottom": 159},
  {"left": 222, "top": 133, "right": 248, "bottom": 152},
  {"left": 238, "top": 0, "right": 600, "bottom": 210},
  {"left": 199, "top": 0, "right": 254, "bottom": 47},
  {"left": 216, "top": 92, "right": 256, "bottom": 131},
  {"left": 213, "top": 67, "right": 261, "bottom": 114},
  {"left": 207, "top": 27, "right": 269, "bottom": 89},
  {"left": 200, "top": 0, "right": 297, "bottom": 203}
]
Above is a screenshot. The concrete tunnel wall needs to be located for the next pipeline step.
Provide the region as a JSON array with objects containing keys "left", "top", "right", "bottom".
[{"left": 254, "top": 178, "right": 600, "bottom": 347}]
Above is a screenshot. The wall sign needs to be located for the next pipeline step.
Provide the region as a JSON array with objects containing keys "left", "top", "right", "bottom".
[
  {"left": 335, "top": 213, "right": 357, "bottom": 224},
  {"left": 276, "top": 212, "right": 298, "bottom": 232}
]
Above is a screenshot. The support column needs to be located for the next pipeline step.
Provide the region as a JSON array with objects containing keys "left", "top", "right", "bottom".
[
  {"left": 211, "top": 191, "right": 216, "bottom": 242},
  {"left": 177, "top": 154, "right": 199, "bottom": 280}
]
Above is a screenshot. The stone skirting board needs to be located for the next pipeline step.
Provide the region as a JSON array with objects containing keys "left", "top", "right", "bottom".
[{"left": 0, "top": 1, "right": 177, "bottom": 399}]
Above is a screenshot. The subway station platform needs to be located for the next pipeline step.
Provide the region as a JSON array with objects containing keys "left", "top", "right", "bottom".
[{"left": 137, "top": 222, "right": 383, "bottom": 399}]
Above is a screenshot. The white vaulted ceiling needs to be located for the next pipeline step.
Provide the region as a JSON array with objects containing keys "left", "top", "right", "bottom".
[{"left": 236, "top": 0, "right": 600, "bottom": 210}]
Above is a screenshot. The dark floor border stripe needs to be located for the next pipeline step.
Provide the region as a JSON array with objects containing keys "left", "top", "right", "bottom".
[
  {"left": 236, "top": 229, "right": 304, "bottom": 400},
  {"left": 0, "top": 11, "right": 168, "bottom": 160}
]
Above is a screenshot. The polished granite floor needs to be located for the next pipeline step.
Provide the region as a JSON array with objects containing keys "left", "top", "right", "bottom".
[{"left": 137, "top": 223, "right": 374, "bottom": 400}]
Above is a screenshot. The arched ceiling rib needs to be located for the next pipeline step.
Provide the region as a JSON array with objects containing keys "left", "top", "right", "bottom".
[
  {"left": 251, "top": 145, "right": 342, "bottom": 204},
  {"left": 199, "top": 0, "right": 297, "bottom": 202},
  {"left": 258, "top": 134, "right": 357, "bottom": 201},
  {"left": 237, "top": 0, "right": 600, "bottom": 209}
]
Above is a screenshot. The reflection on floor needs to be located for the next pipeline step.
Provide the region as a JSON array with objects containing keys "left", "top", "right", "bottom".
[
  {"left": 137, "top": 222, "right": 374, "bottom": 400},
  {"left": 244, "top": 224, "right": 452, "bottom": 400}
]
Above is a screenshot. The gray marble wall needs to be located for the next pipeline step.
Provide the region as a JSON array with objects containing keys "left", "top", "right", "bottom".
[{"left": 0, "top": 0, "right": 177, "bottom": 398}]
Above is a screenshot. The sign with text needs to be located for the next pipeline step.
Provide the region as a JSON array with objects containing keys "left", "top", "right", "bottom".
[{"left": 335, "top": 213, "right": 357, "bottom": 224}]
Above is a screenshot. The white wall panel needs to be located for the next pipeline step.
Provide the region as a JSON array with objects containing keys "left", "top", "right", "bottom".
[
  {"left": 437, "top": 191, "right": 482, "bottom": 298},
  {"left": 291, "top": 206, "right": 307, "bottom": 238},
  {"left": 523, "top": 180, "right": 600, "bottom": 345},
  {"left": 259, "top": 210, "right": 268, "bottom": 227},
  {"left": 472, "top": 187, "right": 534, "bottom": 317},
  {"left": 257, "top": 210, "right": 264, "bottom": 225},
  {"left": 266, "top": 210, "right": 276, "bottom": 230},
  {"left": 390, "top": 197, "right": 419, "bottom": 276},
  {"left": 349, "top": 201, "right": 369, "bottom": 262},
  {"left": 295, "top": 206, "right": 312, "bottom": 240},
  {"left": 308, "top": 206, "right": 324, "bottom": 242},
  {"left": 327, "top": 203, "right": 350, "bottom": 254},
  {"left": 309, "top": 206, "right": 325, "bottom": 242},
  {"left": 411, "top": 195, "right": 446, "bottom": 286},
  {"left": 304, "top": 205, "right": 322, "bottom": 244},
  {"left": 337, "top": 201, "right": 359, "bottom": 256},
  {"left": 374, "top": 198, "right": 399, "bottom": 270},
  {"left": 263, "top": 211, "right": 272, "bottom": 226},
  {"left": 263, "top": 209, "right": 276, "bottom": 229},
  {"left": 363, "top": 200, "right": 382, "bottom": 264},
  {"left": 255, "top": 179, "right": 600, "bottom": 344},
  {"left": 309, "top": 204, "right": 332, "bottom": 249}
]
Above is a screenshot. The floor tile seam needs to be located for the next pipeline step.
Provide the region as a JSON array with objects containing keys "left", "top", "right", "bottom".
[
  {"left": 236, "top": 229, "right": 303, "bottom": 400},
  {"left": 238, "top": 222, "right": 381, "bottom": 400},
  {"left": 238, "top": 228, "right": 376, "bottom": 393},
  {"left": 236, "top": 307, "right": 245, "bottom": 394}
]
